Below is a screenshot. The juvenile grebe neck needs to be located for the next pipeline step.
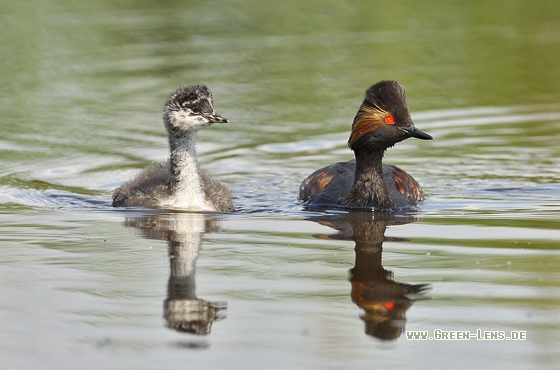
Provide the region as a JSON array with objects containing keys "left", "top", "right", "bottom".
[{"left": 165, "top": 128, "right": 208, "bottom": 209}]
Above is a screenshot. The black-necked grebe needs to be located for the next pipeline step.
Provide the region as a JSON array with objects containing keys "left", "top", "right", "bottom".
[
  {"left": 112, "top": 85, "right": 234, "bottom": 212},
  {"left": 299, "top": 80, "right": 432, "bottom": 211}
]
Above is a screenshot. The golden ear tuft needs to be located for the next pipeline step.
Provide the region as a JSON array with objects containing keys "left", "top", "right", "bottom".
[{"left": 348, "top": 105, "right": 392, "bottom": 147}]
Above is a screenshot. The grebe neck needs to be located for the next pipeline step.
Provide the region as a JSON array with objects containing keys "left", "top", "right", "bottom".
[
  {"left": 346, "top": 149, "right": 395, "bottom": 211},
  {"left": 166, "top": 128, "right": 212, "bottom": 210},
  {"left": 169, "top": 131, "right": 200, "bottom": 188}
]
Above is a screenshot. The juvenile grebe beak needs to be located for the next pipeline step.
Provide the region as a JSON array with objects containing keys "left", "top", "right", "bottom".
[
  {"left": 208, "top": 111, "right": 229, "bottom": 124},
  {"left": 399, "top": 125, "right": 432, "bottom": 140}
]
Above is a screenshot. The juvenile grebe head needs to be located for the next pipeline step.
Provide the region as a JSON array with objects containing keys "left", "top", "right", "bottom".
[
  {"left": 163, "top": 85, "right": 228, "bottom": 133},
  {"left": 348, "top": 80, "right": 432, "bottom": 152}
]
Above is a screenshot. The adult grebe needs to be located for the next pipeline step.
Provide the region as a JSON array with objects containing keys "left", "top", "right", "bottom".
[
  {"left": 299, "top": 80, "right": 432, "bottom": 211},
  {"left": 112, "top": 85, "right": 234, "bottom": 212}
]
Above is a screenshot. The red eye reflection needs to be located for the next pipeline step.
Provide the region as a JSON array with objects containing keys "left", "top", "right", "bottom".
[
  {"left": 384, "top": 115, "right": 396, "bottom": 124},
  {"left": 385, "top": 301, "right": 395, "bottom": 310}
]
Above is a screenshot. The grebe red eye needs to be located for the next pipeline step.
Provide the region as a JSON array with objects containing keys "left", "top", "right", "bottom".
[
  {"left": 384, "top": 115, "right": 395, "bottom": 124},
  {"left": 191, "top": 107, "right": 200, "bottom": 114}
]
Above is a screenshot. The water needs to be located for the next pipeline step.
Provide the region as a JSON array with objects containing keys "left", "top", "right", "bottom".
[{"left": 1, "top": 0, "right": 560, "bottom": 369}]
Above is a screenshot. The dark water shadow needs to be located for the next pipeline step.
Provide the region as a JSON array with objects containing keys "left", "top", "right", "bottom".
[{"left": 306, "top": 211, "right": 431, "bottom": 341}]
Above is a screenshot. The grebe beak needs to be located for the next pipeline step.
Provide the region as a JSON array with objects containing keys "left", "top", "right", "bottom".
[
  {"left": 208, "top": 111, "right": 229, "bottom": 124},
  {"left": 399, "top": 124, "right": 432, "bottom": 140}
]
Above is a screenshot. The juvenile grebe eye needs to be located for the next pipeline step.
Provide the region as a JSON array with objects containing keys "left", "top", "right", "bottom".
[
  {"left": 191, "top": 107, "right": 200, "bottom": 114},
  {"left": 384, "top": 115, "right": 395, "bottom": 124}
]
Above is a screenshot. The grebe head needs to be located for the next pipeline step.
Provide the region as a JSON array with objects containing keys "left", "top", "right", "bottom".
[
  {"left": 163, "top": 85, "right": 228, "bottom": 132},
  {"left": 348, "top": 80, "right": 432, "bottom": 151}
]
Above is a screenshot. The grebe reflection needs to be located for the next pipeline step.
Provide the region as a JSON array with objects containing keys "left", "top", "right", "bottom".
[
  {"left": 308, "top": 212, "right": 430, "bottom": 341},
  {"left": 124, "top": 212, "right": 227, "bottom": 335}
]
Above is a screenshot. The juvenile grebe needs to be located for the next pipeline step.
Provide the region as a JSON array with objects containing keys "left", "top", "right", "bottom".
[
  {"left": 112, "top": 85, "right": 234, "bottom": 212},
  {"left": 299, "top": 80, "right": 432, "bottom": 211}
]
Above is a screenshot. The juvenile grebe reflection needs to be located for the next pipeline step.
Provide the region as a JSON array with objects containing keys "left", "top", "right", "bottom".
[
  {"left": 309, "top": 212, "right": 430, "bottom": 341},
  {"left": 124, "top": 212, "right": 227, "bottom": 335}
]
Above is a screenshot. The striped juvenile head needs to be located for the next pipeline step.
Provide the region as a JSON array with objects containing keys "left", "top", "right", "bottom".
[{"left": 164, "top": 85, "right": 228, "bottom": 132}]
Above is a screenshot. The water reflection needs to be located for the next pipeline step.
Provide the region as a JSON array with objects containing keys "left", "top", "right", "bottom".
[
  {"left": 309, "top": 212, "right": 430, "bottom": 340},
  {"left": 124, "top": 212, "right": 227, "bottom": 335}
]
